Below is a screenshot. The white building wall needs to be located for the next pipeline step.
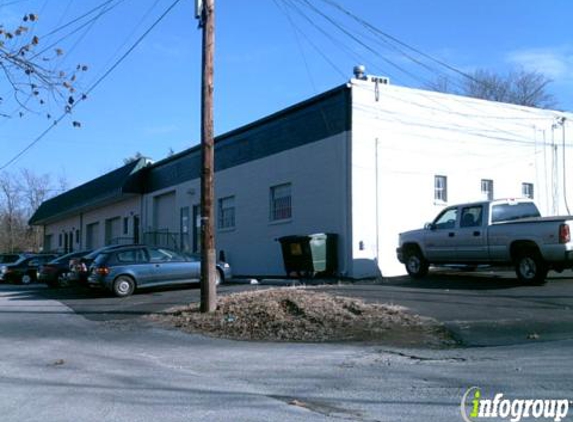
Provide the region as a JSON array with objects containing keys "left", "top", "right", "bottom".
[
  {"left": 43, "top": 215, "right": 81, "bottom": 253},
  {"left": 350, "top": 78, "right": 573, "bottom": 277},
  {"left": 143, "top": 133, "right": 350, "bottom": 276},
  {"left": 44, "top": 196, "right": 141, "bottom": 252},
  {"left": 82, "top": 196, "right": 141, "bottom": 249}
]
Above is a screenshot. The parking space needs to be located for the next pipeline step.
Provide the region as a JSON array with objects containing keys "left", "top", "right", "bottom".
[
  {"left": 5, "top": 269, "right": 573, "bottom": 347},
  {"left": 325, "top": 270, "right": 573, "bottom": 346}
]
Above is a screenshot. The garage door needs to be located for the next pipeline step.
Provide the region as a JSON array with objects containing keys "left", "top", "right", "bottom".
[{"left": 153, "top": 191, "right": 176, "bottom": 232}]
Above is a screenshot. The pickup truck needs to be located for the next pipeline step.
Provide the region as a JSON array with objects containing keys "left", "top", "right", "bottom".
[{"left": 396, "top": 199, "right": 573, "bottom": 284}]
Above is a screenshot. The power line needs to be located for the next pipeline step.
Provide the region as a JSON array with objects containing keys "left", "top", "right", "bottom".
[
  {"left": 292, "top": 0, "right": 434, "bottom": 87},
  {"left": 0, "top": 0, "right": 183, "bottom": 171},
  {"left": 316, "top": 0, "right": 480, "bottom": 85}
]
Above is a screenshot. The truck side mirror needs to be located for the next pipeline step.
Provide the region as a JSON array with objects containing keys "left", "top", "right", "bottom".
[{"left": 424, "top": 222, "right": 435, "bottom": 230}]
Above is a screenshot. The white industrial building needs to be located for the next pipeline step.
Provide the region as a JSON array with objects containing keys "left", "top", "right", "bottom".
[{"left": 30, "top": 76, "right": 573, "bottom": 278}]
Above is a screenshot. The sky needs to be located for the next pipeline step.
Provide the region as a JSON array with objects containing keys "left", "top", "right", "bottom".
[{"left": 1, "top": 0, "right": 572, "bottom": 191}]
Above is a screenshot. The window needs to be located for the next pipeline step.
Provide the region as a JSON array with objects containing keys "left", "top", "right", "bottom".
[
  {"left": 58, "top": 233, "right": 62, "bottom": 247},
  {"left": 270, "top": 183, "right": 292, "bottom": 221},
  {"left": 75, "top": 229, "right": 80, "bottom": 244},
  {"left": 433, "top": 207, "right": 457, "bottom": 230},
  {"left": 218, "top": 196, "right": 235, "bottom": 229},
  {"left": 492, "top": 202, "right": 540, "bottom": 223},
  {"left": 481, "top": 179, "right": 494, "bottom": 200},
  {"left": 123, "top": 217, "right": 129, "bottom": 235},
  {"left": 460, "top": 206, "right": 483, "bottom": 228},
  {"left": 149, "top": 248, "right": 184, "bottom": 262},
  {"left": 434, "top": 176, "right": 447, "bottom": 203},
  {"left": 115, "top": 249, "right": 147, "bottom": 263},
  {"left": 522, "top": 183, "right": 534, "bottom": 199}
]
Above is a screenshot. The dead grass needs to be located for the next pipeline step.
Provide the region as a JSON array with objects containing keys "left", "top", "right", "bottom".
[{"left": 151, "top": 288, "right": 454, "bottom": 346}]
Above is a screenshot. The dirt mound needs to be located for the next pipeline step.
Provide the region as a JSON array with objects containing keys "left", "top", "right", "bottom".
[{"left": 153, "top": 288, "right": 453, "bottom": 346}]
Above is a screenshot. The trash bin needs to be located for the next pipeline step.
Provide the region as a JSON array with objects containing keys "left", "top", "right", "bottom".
[{"left": 278, "top": 233, "right": 338, "bottom": 278}]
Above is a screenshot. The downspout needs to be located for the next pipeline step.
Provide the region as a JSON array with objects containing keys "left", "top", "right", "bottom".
[
  {"left": 561, "top": 118, "right": 571, "bottom": 214},
  {"left": 375, "top": 137, "right": 380, "bottom": 268},
  {"left": 79, "top": 213, "right": 83, "bottom": 250},
  {"left": 343, "top": 84, "right": 353, "bottom": 278}
]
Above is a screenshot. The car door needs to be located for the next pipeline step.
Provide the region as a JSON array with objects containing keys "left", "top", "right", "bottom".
[
  {"left": 148, "top": 248, "right": 193, "bottom": 285},
  {"left": 456, "top": 205, "right": 487, "bottom": 262},
  {"left": 423, "top": 206, "right": 459, "bottom": 262},
  {"left": 114, "top": 248, "right": 154, "bottom": 287}
]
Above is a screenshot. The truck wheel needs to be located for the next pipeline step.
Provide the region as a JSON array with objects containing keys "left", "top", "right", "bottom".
[
  {"left": 404, "top": 248, "right": 429, "bottom": 278},
  {"left": 515, "top": 250, "right": 548, "bottom": 285}
]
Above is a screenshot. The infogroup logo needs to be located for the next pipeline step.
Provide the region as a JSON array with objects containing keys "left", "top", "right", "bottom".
[{"left": 461, "top": 387, "right": 571, "bottom": 422}]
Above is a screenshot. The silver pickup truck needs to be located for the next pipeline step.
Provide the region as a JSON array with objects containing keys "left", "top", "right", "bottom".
[{"left": 396, "top": 199, "right": 573, "bottom": 284}]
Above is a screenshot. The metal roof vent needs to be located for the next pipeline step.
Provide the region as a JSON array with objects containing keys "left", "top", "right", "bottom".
[{"left": 353, "top": 65, "right": 367, "bottom": 80}]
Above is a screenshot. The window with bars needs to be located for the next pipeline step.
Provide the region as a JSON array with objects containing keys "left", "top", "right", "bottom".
[
  {"left": 481, "top": 179, "right": 494, "bottom": 200},
  {"left": 434, "top": 175, "right": 447, "bottom": 203},
  {"left": 270, "top": 183, "right": 292, "bottom": 221},
  {"left": 522, "top": 183, "right": 534, "bottom": 199},
  {"left": 218, "top": 196, "right": 235, "bottom": 229}
]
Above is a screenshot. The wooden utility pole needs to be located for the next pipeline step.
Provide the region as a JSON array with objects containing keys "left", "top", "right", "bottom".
[{"left": 197, "top": 0, "right": 217, "bottom": 313}]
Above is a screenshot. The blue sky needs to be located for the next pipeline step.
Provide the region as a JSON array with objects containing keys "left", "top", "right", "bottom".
[{"left": 1, "top": 0, "right": 572, "bottom": 189}]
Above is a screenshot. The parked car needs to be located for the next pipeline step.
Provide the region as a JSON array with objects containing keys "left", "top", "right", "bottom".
[
  {"left": 0, "top": 254, "right": 59, "bottom": 284},
  {"left": 68, "top": 244, "right": 138, "bottom": 284},
  {"left": 0, "top": 254, "right": 27, "bottom": 265},
  {"left": 397, "top": 198, "right": 573, "bottom": 284},
  {"left": 88, "top": 245, "right": 232, "bottom": 297},
  {"left": 38, "top": 250, "right": 92, "bottom": 288}
]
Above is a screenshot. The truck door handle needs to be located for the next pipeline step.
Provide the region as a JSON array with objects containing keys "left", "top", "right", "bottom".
[
  {"left": 473, "top": 231, "right": 481, "bottom": 237},
  {"left": 448, "top": 232, "right": 455, "bottom": 237}
]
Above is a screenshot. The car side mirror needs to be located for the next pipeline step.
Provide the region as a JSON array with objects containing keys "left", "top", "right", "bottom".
[{"left": 424, "top": 222, "right": 436, "bottom": 231}]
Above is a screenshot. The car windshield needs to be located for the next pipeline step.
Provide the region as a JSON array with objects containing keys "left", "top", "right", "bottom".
[
  {"left": 0, "top": 254, "right": 20, "bottom": 264},
  {"left": 492, "top": 202, "right": 541, "bottom": 223},
  {"left": 84, "top": 246, "right": 119, "bottom": 260},
  {"left": 93, "top": 253, "right": 110, "bottom": 266},
  {"left": 49, "top": 251, "right": 89, "bottom": 265}
]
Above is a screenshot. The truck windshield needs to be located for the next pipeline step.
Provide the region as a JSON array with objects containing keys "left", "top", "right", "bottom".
[{"left": 491, "top": 203, "right": 540, "bottom": 223}]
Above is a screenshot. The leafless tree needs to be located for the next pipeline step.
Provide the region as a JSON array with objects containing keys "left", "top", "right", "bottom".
[
  {"left": 427, "top": 68, "right": 557, "bottom": 109},
  {"left": 0, "top": 13, "right": 88, "bottom": 120},
  {"left": 0, "top": 169, "right": 63, "bottom": 252}
]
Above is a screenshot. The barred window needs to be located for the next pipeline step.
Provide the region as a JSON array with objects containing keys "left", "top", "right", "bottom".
[
  {"left": 481, "top": 179, "right": 494, "bottom": 201},
  {"left": 522, "top": 183, "right": 534, "bottom": 199},
  {"left": 218, "top": 196, "right": 235, "bottom": 229},
  {"left": 270, "top": 183, "right": 292, "bottom": 221},
  {"left": 434, "top": 175, "right": 447, "bottom": 203}
]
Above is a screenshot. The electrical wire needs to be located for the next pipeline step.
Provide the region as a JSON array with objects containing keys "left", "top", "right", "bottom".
[
  {"left": 0, "top": 0, "right": 183, "bottom": 171},
  {"left": 292, "top": 0, "right": 434, "bottom": 87}
]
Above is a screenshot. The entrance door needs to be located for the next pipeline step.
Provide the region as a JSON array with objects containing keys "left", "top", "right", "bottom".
[
  {"left": 133, "top": 215, "right": 140, "bottom": 244},
  {"left": 86, "top": 222, "right": 100, "bottom": 249},
  {"left": 192, "top": 205, "right": 201, "bottom": 253},
  {"left": 180, "top": 207, "right": 190, "bottom": 252}
]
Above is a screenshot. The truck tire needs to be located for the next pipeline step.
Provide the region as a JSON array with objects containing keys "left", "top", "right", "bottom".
[
  {"left": 514, "top": 250, "right": 548, "bottom": 285},
  {"left": 404, "top": 247, "right": 429, "bottom": 278}
]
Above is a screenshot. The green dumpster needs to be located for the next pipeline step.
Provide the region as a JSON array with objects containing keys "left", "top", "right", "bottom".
[{"left": 278, "top": 233, "right": 338, "bottom": 277}]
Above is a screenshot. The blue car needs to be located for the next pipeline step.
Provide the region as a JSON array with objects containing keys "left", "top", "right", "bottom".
[{"left": 87, "top": 245, "right": 232, "bottom": 297}]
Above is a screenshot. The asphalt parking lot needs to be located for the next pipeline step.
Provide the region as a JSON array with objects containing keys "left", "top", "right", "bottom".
[{"left": 9, "top": 269, "right": 573, "bottom": 348}]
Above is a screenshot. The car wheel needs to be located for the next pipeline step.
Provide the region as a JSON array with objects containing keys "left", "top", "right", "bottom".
[
  {"left": 21, "top": 274, "right": 33, "bottom": 285},
  {"left": 404, "top": 247, "right": 429, "bottom": 278},
  {"left": 215, "top": 269, "right": 223, "bottom": 286},
  {"left": 515, "top": 250, "right": 548, "bottom": 285},
  {"left": 112, "top": 276, "right": 135, "bottom": 297},
  {"left": 58, "top": 272, "right": 70, "bottom": 288}
]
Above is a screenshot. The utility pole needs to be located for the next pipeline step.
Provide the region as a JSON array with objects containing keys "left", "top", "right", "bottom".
[{"left": 196, "top": 0, "right": 217, "bottom": 313}]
